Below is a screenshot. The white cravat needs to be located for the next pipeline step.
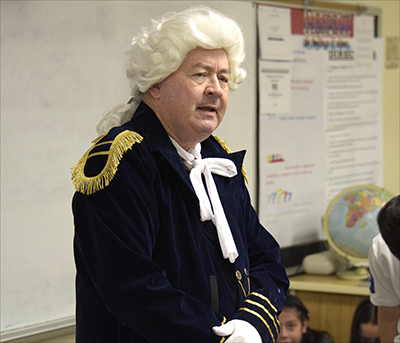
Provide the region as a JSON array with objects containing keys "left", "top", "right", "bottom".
[{"left": 170, "top": 137, "right": 239, "bottom": 263}]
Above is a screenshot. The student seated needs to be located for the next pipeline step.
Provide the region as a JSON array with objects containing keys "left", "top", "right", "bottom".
[
  {"left": 350, "top": 297, "right": 380, "bottom": 343},
  {"left": 277, "top": 294, "right": 334, "bottom": 343}
]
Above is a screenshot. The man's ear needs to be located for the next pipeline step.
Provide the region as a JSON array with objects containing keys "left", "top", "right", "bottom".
[{"left": 147, "top": 83, "right": 161, "bottom": 99}]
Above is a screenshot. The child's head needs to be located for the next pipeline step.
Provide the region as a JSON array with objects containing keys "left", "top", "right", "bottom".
[
  {"left": 277, "top": 295, "right": 309, "bottom": 343},
  {"left": 350, "top": 298, "right": 380, "bottom": 343},
  {"left": 377, "top": 195, "right": 400, "bottom": 260}
]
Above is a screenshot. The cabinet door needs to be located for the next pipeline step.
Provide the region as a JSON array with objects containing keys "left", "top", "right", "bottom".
[{"left": 295, "top": 291, "right": 366, "bottom": 343}]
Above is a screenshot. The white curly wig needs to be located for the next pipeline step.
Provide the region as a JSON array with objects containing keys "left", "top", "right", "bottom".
[{"left": 96, "top": 5, "right": 247, "bottom": 134}]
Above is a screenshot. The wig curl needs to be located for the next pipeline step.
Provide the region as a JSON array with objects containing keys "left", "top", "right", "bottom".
[{"left": 97, "top": 6, "right": 246, "bottom": 134}]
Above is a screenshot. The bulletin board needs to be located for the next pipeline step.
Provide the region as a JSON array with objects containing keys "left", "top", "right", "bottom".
[{"left": 256, "top": 1, "right": 383, "bottom": 249}]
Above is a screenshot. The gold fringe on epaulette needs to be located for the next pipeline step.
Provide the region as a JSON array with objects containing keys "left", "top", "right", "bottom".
[
  {"left": 213, "top": 135, "right": 249, "bottom": 184},
  {"left": 71, "top": 130, "right": 143, "bottom": 195}
]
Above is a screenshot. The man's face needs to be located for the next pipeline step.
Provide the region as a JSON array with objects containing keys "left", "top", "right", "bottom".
[{"left": 149, "top": 48, "right": 230, "bottom": 150}]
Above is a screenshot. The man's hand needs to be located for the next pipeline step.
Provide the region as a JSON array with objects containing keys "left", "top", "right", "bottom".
[{"left": 212, "top": 319, "right": 262, "bottom": 343}]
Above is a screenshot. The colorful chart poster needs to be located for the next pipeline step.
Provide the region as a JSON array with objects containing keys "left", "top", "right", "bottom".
[{"left": 258, "top": 35, "right": 326, "bottom": 247}]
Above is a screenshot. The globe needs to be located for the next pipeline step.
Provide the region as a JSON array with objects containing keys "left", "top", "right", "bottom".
[{"left": 322, "top": 184, "right": 394, "bottom": 279}]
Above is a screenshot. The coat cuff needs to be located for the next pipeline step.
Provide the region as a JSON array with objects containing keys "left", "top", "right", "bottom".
[{"left": 233, "top": 292, "right": 280, "bottom": 343}]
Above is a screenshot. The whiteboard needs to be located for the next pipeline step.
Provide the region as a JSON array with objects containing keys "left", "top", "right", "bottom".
[{"left": 0, "top": 0, "right": 257, "bottom": 337}]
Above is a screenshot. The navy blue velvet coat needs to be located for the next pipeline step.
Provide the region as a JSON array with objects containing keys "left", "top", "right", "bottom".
[{"left": 72, "top": 102, "right": 289, "bottom": 343}]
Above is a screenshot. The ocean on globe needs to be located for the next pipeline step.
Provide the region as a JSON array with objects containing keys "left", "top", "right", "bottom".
[{"left": 323, "top": 184, "right": 394, "bottom": 263}]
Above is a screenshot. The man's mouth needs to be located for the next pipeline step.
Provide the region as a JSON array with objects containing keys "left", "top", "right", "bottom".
[{"left": 197, "top": 105, "right": 218, "bottom": 113}]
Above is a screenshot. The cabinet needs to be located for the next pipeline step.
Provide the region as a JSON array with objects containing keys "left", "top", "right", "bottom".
[{"left": 288, "top": 274, "right": 370, "bottom": 343}]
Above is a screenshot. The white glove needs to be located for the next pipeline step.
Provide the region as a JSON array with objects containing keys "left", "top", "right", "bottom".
[{"left": 212, "top": 319, "right": 262, "bottom": 343}]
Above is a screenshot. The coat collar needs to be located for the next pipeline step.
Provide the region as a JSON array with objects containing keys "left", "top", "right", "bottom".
[{"left": 127, "top": 101, "right": 246, "bottom": 184}]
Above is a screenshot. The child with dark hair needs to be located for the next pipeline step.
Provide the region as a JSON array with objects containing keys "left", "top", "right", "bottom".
[
  {"left": 369, "top": 195, "right": 400, "bottom": 343},
  {"left": 277, "top": 294, "right": 334, "bottom": 343},
  {"left": 376, "top": 195, "right": 400, "bottom": 260},
  {"left": 350, "top": 297, "right": 380, "bottom": 343}
]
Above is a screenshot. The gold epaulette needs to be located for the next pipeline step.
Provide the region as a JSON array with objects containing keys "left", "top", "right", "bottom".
[
  {"left": 71, "top": 130, "right": 143, "bottom": 195},
  {"left": 213, "top": 135, "right": 249, "bottom": 184}
]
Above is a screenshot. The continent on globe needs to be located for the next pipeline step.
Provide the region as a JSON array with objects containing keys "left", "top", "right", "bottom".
[{"left": 345, "top": 190, "right": 387, "bottom": 228}]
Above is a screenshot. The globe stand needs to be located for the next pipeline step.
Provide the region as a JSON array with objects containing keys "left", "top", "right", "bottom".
[{"left": 336, "top": 266, "right": 369, "bottom": 280}]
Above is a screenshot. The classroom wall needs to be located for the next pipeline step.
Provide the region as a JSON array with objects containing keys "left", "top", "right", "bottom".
[
  {"left": 375, "top": 0, "right": 399, "bottom": 195},
  {"left": 1, "top": 1, "right": 398, "bottom": 342}
]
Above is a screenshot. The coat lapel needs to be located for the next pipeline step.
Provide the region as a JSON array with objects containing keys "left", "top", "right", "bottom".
[
  {"left": 129, "top": 102, "right": 195, "bottom": 193},
  {"left": 128, "top": 101, "right": 247, "bottom": 199}
]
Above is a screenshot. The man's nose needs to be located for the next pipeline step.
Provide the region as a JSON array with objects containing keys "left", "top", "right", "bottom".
[{"left": 205, "top": 76, "right": 223, "bottom": 97}]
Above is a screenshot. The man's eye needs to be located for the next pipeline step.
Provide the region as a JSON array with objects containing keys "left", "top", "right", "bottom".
[{"left": 219, "top": 76, "right": 229, "bottom": 83}]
